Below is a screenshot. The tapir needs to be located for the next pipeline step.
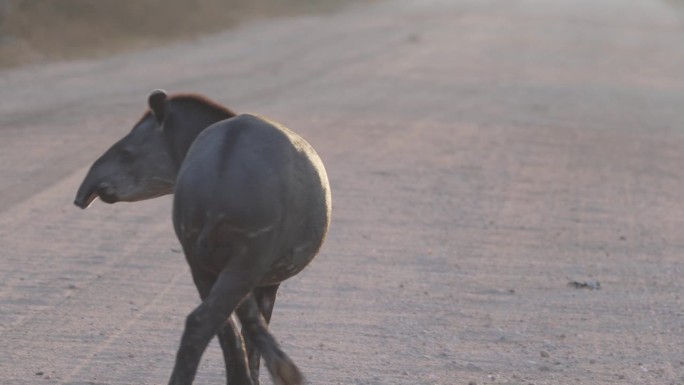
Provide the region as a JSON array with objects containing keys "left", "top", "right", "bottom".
[{"left": 74, "top": 90, "right": 332, "bottom": 385}]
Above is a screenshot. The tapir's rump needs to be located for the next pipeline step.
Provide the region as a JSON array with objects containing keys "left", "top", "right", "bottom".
[{"left": 174, "top": 113, "right": 331, "bottom": 284}]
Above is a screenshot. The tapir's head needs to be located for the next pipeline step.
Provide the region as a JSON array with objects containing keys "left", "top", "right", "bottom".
[{"left": 74, "top": 90, "right": 177, "bottom": 209}]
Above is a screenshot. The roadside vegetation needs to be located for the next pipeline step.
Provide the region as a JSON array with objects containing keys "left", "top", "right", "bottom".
[{"left": 0, "top": 0, "right": 368, "bottom": 68}]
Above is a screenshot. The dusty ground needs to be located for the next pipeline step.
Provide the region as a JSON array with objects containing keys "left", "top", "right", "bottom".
[{"left": 1, "top": 0, "right": 684, "bottom": 384}]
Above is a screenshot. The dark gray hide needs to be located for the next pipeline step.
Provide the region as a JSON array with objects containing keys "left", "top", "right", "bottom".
[{"left": 74, "top": 90, "right": 332, "bottom": 385}]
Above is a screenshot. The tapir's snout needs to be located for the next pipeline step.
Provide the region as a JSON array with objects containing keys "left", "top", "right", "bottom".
[
  {"left": 74, "top": 181, "right": 99, "bottom": 209},
  {"left": 74, "top": 194, "right": 94, "bottom": 209},
  {"left": 74, "top": 196, "right": 95, "bottom": 209},
  {"left": 74, "top": 175, "right": 113, "bottom": 209}
]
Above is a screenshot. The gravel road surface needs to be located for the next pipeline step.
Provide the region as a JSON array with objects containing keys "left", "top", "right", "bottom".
[{"left": 1, "top": 0, "right": 684, "bottom": 384}]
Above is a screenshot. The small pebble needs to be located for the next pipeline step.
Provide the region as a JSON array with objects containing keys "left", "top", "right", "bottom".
[
  {"left": 540, "top": 350, "right": 550, "bottom": 358},
  {"left": 35, "top": 371, "right": 44, "bottom": 376}
]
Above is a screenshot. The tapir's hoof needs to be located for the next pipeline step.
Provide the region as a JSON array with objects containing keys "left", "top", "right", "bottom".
[{"left": 267, "top": 358, "right": 304, "bottom": 385}]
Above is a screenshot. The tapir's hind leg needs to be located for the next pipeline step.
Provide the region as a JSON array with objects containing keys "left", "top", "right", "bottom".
[
  {"left": 255, "top": 284, "right": 280, "bottom": 324},
  {"left": 237, "top": 293, "right": 303, "bottom": 385},
  {"left": 186, "top": 252, "right": 253, "bottom": 385},
  {"left": 242, "top": 284, "right": 280, "bottom": 384},
  {"left": 168, "top": 263, "right": 259, "bottom": 385}
]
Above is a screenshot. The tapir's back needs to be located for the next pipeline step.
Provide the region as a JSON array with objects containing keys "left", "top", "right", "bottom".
[{"left": 173, "top": 114, "right": 331, "bottom": 285}]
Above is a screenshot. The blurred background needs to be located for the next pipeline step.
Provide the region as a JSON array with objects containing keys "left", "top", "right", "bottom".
[{"left": 0, "top": 0, "right": 367, "bottom": 67}]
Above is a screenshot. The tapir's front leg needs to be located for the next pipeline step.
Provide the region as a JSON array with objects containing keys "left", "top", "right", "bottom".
[{"left": 218, "top": 316, "right": 253, "bottom": 385}]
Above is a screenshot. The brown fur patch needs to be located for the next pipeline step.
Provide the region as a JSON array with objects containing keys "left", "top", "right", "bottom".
[
  {"left": 169, "top": 93, "right": 237, "bottom": 118},
  {"left": 133, "top": 93, "right": 237, "bottom": 128}
]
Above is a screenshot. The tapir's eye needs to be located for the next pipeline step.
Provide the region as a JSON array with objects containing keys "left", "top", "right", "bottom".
[{"left": 120, "top": 148, "right": 134, "bottom": 161}]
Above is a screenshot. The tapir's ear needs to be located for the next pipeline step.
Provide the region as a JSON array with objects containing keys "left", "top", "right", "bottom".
[{"left": 148, "top": 89, "right": 168, "bottom": 126}]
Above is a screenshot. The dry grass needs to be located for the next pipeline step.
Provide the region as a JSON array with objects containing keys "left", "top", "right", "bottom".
[{"left": 0, "top": 0, "right": 367, "bottom": 68}]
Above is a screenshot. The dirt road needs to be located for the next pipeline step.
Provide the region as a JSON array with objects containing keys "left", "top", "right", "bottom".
[{"left": 2, "top": 0, "right": 684, "bottom": 384}]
